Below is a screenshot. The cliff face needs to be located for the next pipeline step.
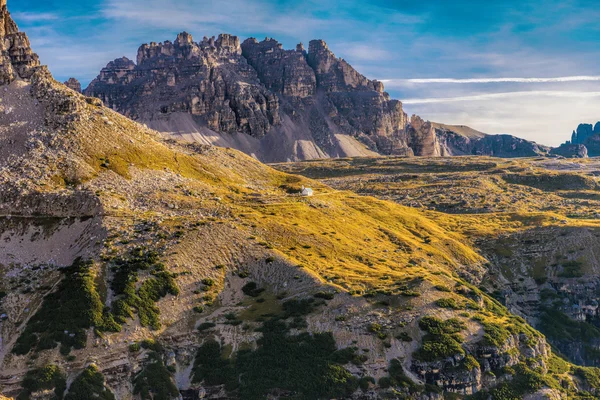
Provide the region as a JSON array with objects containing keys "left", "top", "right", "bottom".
[
  {"left": 86, "top": 34, "right": 412, "bottom": 161},
  {"left": 405, "top": 116, "right": 548, "bottom": 157},
  {"left": 559, "top": 122, "right": 600, "bottom": 157},
  {"left": 85, "top": 33, "right": 547, "bottom": 162},
  {"left": 0, "top": 0, "right": 39, "bottom": 84},
  {"left": 86, "top": 33, "right": 279, "bottom": 139}
]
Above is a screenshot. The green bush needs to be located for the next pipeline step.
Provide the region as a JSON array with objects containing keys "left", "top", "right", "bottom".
[
  {"left": 436, "top": 298, "right": 462, "bottom": 310},
  {"left": 110, "top": 248, "right": 179, "bottom": 330},
  {"left": 242, "top": 282, "right": 265, "bottom": 297},
  {"left": 198, "top": 322, "right": 216, "bottom": 331},
  {"left": 18, "top": 365, "right": 67, "bottom": 400},
  {"left": 314, "top": 291, "right": 335, "bottom": 300},
  {"left": 191, "top": 303, "right": 357, "bottom": 399},
  {"left": 479, "top": 321, "right": 511, "bottom": 347},
  {"left": 65, "top": 365, "right": 114, "bottom": 400},
  {"left": 359, "top": 376, "right": 375, "bottom": 391},
  {"left": 13, "top": 259, "right": 112, "bottom": 355},
  {"left": 414, "top": 316, "right": 466, "bottom": 362},
  {"left": 133, "top": 353, "right": 179, "bottom": 400}
]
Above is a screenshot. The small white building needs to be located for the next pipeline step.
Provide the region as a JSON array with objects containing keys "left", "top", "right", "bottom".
[{"left": 301, "top": 186, "right": 314, "bottom": 197}]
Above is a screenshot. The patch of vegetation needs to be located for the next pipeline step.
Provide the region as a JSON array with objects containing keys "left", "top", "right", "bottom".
[
  {"left": 382, "top": 359, "right": 424, "bottom": 393},
  {"left": 191, "top": 298, "right": 357, "bottom": 399},
  {"left": 65, "top": 365, "right": 115, "bottom": 400},
  {"left": 414, "top": 316, "right": 466, "bottom": 362},
  {"left": 479, "top": 321, "right": 511, "bottom": 347},
  {"left": 538, "top": 308, "right": 600, "bottom": 366},
  {"left": 133, "top": 353, "right": 179, "bottom": 400},
  {"left": 18, "top": 365, "right": 67, "bottom": 400},
  {"left": 242, "top": 282, "right": 265, "bottom": 297},
  {"left": 314, "top": 291, "right": 336, "bottom": 300},
  {"left": 468, "top": 363, "right": 548, "bottom": 400},
  {"left": 13, "top": 259, "right": 114, "bottom": 356},
  {"left": 435, "top": 298, "right": 462, "bottom": 310},
  {"left": 396, "top": 332, "right": 413, "bottom": 342},
  {"left": 558, "top": 260, "right": 585, "bottom": 278},
  {"left": 198, "top": 322, "right": 216, "bottom": 331},
  {"left": 110, "top": 248, "right": 179, "bottom": 330}
]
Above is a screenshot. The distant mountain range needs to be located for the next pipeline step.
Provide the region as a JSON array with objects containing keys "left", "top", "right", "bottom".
[
  {"left": 75, "top": 32, "right": 549, "bottom": 162},
  {"left": 551, "top": 122, "right": 600, "bottom": 158}
]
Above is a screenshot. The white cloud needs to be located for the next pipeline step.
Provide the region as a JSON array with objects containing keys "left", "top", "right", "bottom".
[
  {"left": 11, "top": 12, "right": 59, "bottom": 22},
  {"left": 402, "top": 90, "right": 600, "bottom": 104},
  {"left": 384, "top": 76, "right": 600, "bottom": 84},
  {"left": 403, "top": 92, "right": 600, "bottom": 147}
]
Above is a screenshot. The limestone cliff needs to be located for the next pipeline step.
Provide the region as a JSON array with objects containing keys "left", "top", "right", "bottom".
[
  {"left": 0, "top": 0, "right": 39, "bottom": 84},
  {"left": 85, "top": 33, "right": 548, "bottom": 162},
  {"left": 559, "top": 121, "right": 600, "bottom": 157}
]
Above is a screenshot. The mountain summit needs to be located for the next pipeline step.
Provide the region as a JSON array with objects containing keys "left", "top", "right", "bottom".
[
  {"left": 0, "top": 0, "right": 39, "bottom": 84},
  {"left": 85, "top": 33, "right": 547, "bottom": 162}
]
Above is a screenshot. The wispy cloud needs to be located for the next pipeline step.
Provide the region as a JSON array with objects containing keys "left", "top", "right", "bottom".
[
  {"left": 385, "top": 76, "right": 600, "bottom": 84},
  {"left": 11, "top": 12, "right": 59, "bottom": 22},
  {"left": 402, "top": 90, "right": 600, "bottom": 104}
]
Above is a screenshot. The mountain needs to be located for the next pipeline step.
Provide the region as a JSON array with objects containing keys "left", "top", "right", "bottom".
[
  {"left": 84, "top": 33, "right": 548, "bottom": 162},
  {"left": 554, "top": 122, "right": 600, "bottom": 157},
  {"left": 1, "top": 1, "right": 600, "bottom": 399}
]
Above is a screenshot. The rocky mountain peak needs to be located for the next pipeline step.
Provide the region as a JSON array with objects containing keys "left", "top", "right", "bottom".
[
  {"left": 175, "top": 31, "right": 194, "bottom": 46},
  {"left": 64, "top": 77, "right": 81, "bottom": 93},
  {"left": 307, "top": 39, "right": 383, "bottom": 93},
  {"left": 0, "top": 0, "right": 40, "bottom": 84}
]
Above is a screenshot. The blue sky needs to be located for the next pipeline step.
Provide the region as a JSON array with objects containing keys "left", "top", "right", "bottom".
[{"left": 9, "top": 0, "right": 600, "bottom": 146}]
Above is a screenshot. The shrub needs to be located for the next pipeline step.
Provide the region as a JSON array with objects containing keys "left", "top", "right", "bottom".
[
  {"left": 129, "top": 343, "right": 141, "bottom": 352},
  {"left": 462, "top": 355, "right": 480, "bottom": 370},
  {"left": 19, "top": 365, "right": 67, "bottom": 400},
  {"left": 13, "top": 259, "right": 110, "bottom": 355},
  {"left": 201, "top": 278, "right": 214, "bottom": 287},
  {"left": 110, "top": 248, "right": 178, "bottom": 330},
  {"left": 479, "top": 321, "right": 511, "bottom": 347},
  {"left": 65, "top": 365, "right": 115, "bottom": 400},
  {"left": 133, "top": 353, "right": 179, "bottom": 400},
  {"left": 359, "top": 376, "right": 375, "bottom": 391},
  {"left": 198, "top": 322, "right": 216, "bottom": 331},
  {"left": 242, "top": 282, "right": 265, "bottom": 297},
  {"left": 396, "top": 332, "right": 413, "bottom": 342},
  {"left": 314, "top": 291, "right": 335, "bottom": 300},
  {"left": 436, "top": 298, "right": 462, "bottom": 310},
  {"left": 414, "top": 316, "right": 466, "bottom": 362},
  {"left": 191, "top": 306, "right": 358, "bottom": 399}
]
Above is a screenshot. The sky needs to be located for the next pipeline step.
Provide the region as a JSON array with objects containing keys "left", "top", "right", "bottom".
[{"left": 9, "top": 0, "right": 600, "bottom": 146}]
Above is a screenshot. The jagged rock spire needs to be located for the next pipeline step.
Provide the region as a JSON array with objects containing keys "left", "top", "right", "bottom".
[{"left": 1, "top": 0, "right": 41, "bottom": 85}]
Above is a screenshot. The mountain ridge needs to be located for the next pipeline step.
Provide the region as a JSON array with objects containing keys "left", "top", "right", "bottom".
[{"left": 82, "top": 32, "right": 549, "bottom": 162}]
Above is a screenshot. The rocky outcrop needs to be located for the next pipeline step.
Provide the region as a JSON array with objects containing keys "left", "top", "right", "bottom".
[
  {"left": 405, "top": 115, "right": 548, "bottom": 157},
  {"left": 571, "top": 123, "right": 600, "bottom": 146},
  {"left": 0, "top": 0, "right": 40, "bottom": 84},
  {"left": 85, "top": 34, "right": 413, "bottom": 161},
  {"left": 83, "top": 31, "right": 552, "bottom": 162},
  {"left": 561, "top": 122, "right": 600, "bottom": 157},
  {"left": 63, "top": 77, "right": 81, "bottom": 93},
  {"left": 550, "top": 143, "right": 588, "bottom": 158},
  {"left": 86, "top": 33, "right": 279, "bottom": 138}
]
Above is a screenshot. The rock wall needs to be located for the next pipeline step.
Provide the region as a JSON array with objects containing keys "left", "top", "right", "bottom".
[
  {"left": 84, "top": 32, "right": 550, "bottom": 162},
  {"left": 0, "top": 0, "right": 40, "bottom": 84}
]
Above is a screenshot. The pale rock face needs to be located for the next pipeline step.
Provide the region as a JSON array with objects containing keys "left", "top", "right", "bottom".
[
  {"left": 87, "top": 33, "right": 278, "bottom": 138},
  {"left": 64, "top": 77, "right": 82, "bottom": 93},
  {"left": 85, "top": 32, "right": 547, "bottom": 161},
  {"left": 1, "top": 0, "right": 40, "bottom": 84}
]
